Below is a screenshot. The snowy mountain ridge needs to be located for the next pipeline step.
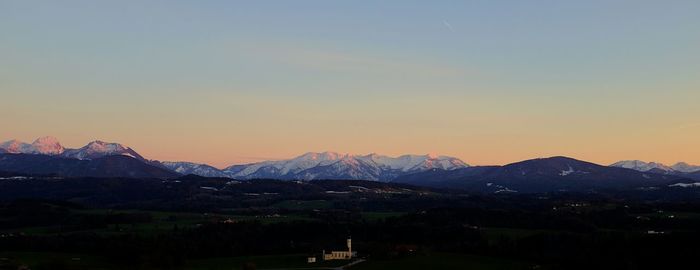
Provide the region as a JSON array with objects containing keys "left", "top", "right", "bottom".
[
  {"left": 62, "top": 140, "right": 145, "bottom": 161},
  {"left": 161, "top": 161, "right": 230, "bottom": 178},
  {"left": 0, "top": 136, "right": 65, "bottom": 155},
  {"left": 222, "top": 151, "right": 469, "bottom": 181},
  {"left": 0, "top": 137, "right": 144, "bottom": 161},
  {"left": 610, "top": 160, "right": 700, "bottom": 173},
  {"left": 0, "top": 137, "right": 469, "bottom": 181}
]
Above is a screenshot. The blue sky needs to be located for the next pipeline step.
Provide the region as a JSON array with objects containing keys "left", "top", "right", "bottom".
[{"left": 1, "top": 0, "right": 699, "bottom": 167}]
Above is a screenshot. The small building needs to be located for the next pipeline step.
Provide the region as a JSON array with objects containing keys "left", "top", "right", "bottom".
[
  {"left": 220, "top": 218, "right": 237, "bottom": 224},
  {"left": 322, "top": 238, "right": 357, "bottom": 261},
  {"left": 307, "top": 256, "right": 317, "bottom": 263}
]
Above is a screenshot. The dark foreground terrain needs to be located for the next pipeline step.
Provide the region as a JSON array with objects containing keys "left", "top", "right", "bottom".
[{"left": 1, "top": 175, "right": 700, "bottom": 270}]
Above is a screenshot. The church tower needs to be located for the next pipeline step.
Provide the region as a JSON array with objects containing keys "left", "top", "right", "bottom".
[{"left": 347, "top": 237, "right": 352, "bottom": 255}]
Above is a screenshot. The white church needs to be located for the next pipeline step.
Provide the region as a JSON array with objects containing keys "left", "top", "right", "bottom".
[{"left": 322, "top": 238, "right": 357, "bottom": 261}]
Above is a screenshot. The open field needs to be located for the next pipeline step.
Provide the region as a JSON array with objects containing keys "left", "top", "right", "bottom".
[
  {"left": 360, "top": 211, "right": 406, "bottom": 221},
  {"left": 187, "top": 254, "right": 349, "bottom": 270},
  {"left": 0, "top": 252, "right": 355, "bottom": 270},
  {"left": 0, "top": 208, "right": 318, "bottom": 236},
  {"left": 348, "top": 253, "right": 533, "bottom": 270},
  {"left": 0, "top": 252, "right": 532, "bottom": 270},
  {"left": 0, "top": 252, "right": 116, "bottom": 270},
  {"left": 271, "top": 200, "right": 334, "bottom": 210},
  {"left": 2, "top": 194, "right": 700, "bottom": 270}
]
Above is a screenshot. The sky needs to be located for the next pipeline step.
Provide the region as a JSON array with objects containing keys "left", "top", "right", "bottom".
[{"left": 1, "top": 0, "right": 699, "bottom": 168}]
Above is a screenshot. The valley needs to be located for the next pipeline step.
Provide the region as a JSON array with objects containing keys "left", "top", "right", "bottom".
[
  {"left": 1, "top": 175, "right": 700, "bottom": 269},
  {"left": 2, "top": 138, "right": 700, "bottom": 269}
]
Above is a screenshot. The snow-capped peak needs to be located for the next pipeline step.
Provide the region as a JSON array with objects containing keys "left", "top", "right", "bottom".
[
  {"left": 31, "top": 136, "right": 64, "bottom": 155},
  {"left": 670, "top": 162, "right": 700, "bottom": 173},
  {"left": 298, "top": 151, "right": 349, "bottom": 162},
  {"left": 360, "top": 153, "right": 468, "bottom": 172},
  {"left": 223, "top": 151, "right": 469, "bottom": 181},
  {"left": 0, "top": 137, "right": 148, "bottom": 162},
  {"left": 85, "top": 140, "right": 127, "bottom": 152},
  {"left": 611, "top": 160, "right": 700, "bottom": 173},
  {"left": 0, "top": 139, "right": 34, "bottom": 154},
  {"left": 62, "top": 140, "right": 145, "bottom": 161},
  {"left": 0, "top": 136, "right": 65, "bottom": 155},
  {"left": 161, "top": 161, "right": 229, "bottom": 178},
  {"left": 610, "top": 160, "right": 674, "bottom": 172}
]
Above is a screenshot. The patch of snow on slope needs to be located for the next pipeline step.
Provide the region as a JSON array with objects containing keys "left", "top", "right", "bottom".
[
  {"left": 0, "top": 140, "right": 34, "bottom": 154},
  {"left": 559, "top": 166, "right": 575, "bottom": 176},
  {"left": 669, "top": 182, "right": 700, "bottom": 188},
  {"left": 30, "top": 136, "right": 64, "bottom": 155}
]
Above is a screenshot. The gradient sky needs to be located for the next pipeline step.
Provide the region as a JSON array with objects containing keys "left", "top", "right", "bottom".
[{"left": 1, "top": 0, "right": 699, "bottom": 168}]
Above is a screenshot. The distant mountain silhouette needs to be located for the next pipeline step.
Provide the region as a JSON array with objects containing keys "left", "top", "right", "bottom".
[
  {"left": 0, "top": 154, "right": 178, "bottom": 179},
  {"left": 610, "top": 160, "right": 700, "bottom": 180},
  {"left": 394, "top": 156, "right": 690, "bottom": 193},
  {"left": 2, "top": 137, "right": 698, "bottom": 188}
]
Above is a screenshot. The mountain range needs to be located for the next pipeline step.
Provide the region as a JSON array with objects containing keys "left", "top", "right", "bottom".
[
  {"left": 1, "top": 137, "right": 699, "bottom": 193},
  {"left": 160, "top": 161, "right": 230, "bottom": 178},
  {"left": 219, "top": 152, "right": 468, "bottom": 181},
  {"left": 0, "top": 137, "right": 468, "bottom": 181},
  {"left": 0, "top": 137, "right": 173, "bottom": 178},
  {"left": 0, "top": 137, "right": 145, "bottom": 161},
  {"left": 610, "top": 160, "right": 700, "bottom": 173},
  {"left": 610, "top": 160, "right": 700, "bottom": 180},
  {"left": 0, "top": 154, "right": 177, "bottom": 178},
  {"left": 394, "top": 156, "right": 693, "bottom": 192}
]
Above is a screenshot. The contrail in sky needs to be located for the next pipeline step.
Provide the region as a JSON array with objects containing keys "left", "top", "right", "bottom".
[{"left": 443, "top": 20, "right": 454, "bottom": 32}]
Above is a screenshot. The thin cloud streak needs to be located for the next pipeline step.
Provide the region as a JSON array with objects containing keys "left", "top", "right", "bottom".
[{"left": 443, "top": 20, "right": 454, "bottom": 32}]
